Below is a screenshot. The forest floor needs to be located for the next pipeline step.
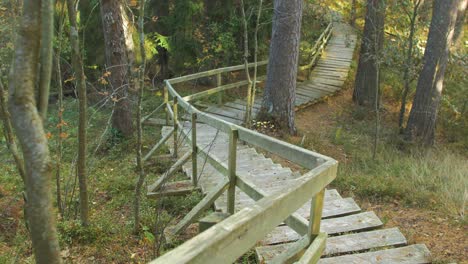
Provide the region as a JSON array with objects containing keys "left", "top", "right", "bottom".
[{"left": 286, "top": 84, "right": 467, "bottom": 264}]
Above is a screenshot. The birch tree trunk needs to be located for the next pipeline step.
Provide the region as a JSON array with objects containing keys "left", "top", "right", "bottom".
[
  {"left": 405, "top": 0, "right": 459, "bottom": 145},
  {"left": 100, "top": 0, "right": 134, "bottom": 137},
  {"left": 67, "top": 0, "right": 89, "bottom": 226},
  {"left": 134, "top": 0, "right": 146, "bottom": 234},
  {"left": 353, "top": 0, "right": 386, "bottom": 107},
  {"left": 452, "top": 0, "right": 467, "bottom": 45},
  {"left": 8, "top": 0, "right": 61, "bottom": 262},
  {"left": 260, "top": 0, "right": 303, "bottom": 134}
]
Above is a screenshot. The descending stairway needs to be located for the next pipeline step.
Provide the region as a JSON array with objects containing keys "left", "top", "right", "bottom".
[
  {"left": 160, "top": 122, "right": 430, "bottom": 263},
  {"left": 152, "top": 20, "right": 431, "bottom": 263}
]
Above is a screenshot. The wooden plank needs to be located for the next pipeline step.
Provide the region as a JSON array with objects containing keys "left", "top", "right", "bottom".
[
  {"left": 149, "top": 161, "right": 337, "bottom": 264},
  {"left": 256, "top": 228, "right": 408, "bottom": 262},
  {"left": 296, "top": 197, "right": 361, "bottom": 219},
  {"left": 168, "top": 61, "right": 268, "bottom": 84},
  {"left": 147, "top": 150, "right": 193, "bottom": 192},
  {"left": 262, "top": 212, "right": 383, "bottom": 245},
  {"left": 318, "top": 244, "right": 431, "bottom": 264},
  {"left": 143, "top": 127, "right": 174, "bottom": 162},
  {"left": 298, "top": 233, "right": 327, "bottom": 264},
  {"left": 169, "top": 179, "right": 229, "bottom": 235},
  {"left": 147, "top": 180, "right": 200, "bottom": 199},
  {"left": 269, "top": 236, "right": 310, "bottom": 264},
  {"left": 227, "top": 128, "right": 238, "bottom": 214},
  {"left": 204, "top": 107, "right": 244, "bottom": 121}
]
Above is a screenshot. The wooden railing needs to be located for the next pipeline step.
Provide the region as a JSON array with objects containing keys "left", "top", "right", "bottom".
[
  {"left": 146, "top": 21, "right": 336, "bottom": 264},
  {"left": 299, "top": 22, "right": 333, "bottom": 80}
]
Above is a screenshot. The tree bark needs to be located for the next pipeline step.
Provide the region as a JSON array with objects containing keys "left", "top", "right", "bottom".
[
  {"left": 8, "top": 0, "right": 61, "bottom": 263},
  {"left": 0, "top": 81, "right": 25, "bottom": 181},
  {"left": 398, "top": 0, "right": 424, "bottom": 131},
  {"left": 134, "top": 0, "right": 146, "bottom": 234},
  {"left": 405, "top": 0, "right": 459, "bottom": 145},
  {"left": 452, "top": 0, "right": 467, "bottom": 45},
  {"left": 353, "top": 0, "right": 386, "bottom": 107},
  {"left": 240, "top": 0, "right": 253, "bottom": 125},
  {"left": 100, "top": 0, "right": 134, "bottom": 137},
  {"left": 67, "top": 0, "right": 89, "bottom": 226},
  {"left": 37, "top": 0, "right": 54, "bottom": 120},
  {"left": 260, "top": 0, "right": 303, "bottom": 134}
]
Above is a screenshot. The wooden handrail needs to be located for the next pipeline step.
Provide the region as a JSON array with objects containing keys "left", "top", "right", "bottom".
[{"left": 150, "top": 161, "right": 337, "bottom": 264}]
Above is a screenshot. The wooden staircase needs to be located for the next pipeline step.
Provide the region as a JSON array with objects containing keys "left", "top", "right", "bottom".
[{"left": 145, "top": 20, "right": 431, "bottom": 264}]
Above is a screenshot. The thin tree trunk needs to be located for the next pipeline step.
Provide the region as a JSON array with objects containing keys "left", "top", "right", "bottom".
[
  {"left": 452, "top": 0, "right": 467, "bottom": 45},
  {"left": 250, "top": 0, "right": 263, "bottom": 124},
  {"left": 353, "top": 0, "right": 386, "bottom": 107},
  {"left": 37, "top": 0, "right": 54, "bottom": 120},
  {"left": 259, "top": 0, "right": 303, "bottom": 134},
  {"left": 8, "top": 0, "right": 61, "bottom": 262},
  {"left": 101, "top": 0, "right": 134, "bottom": 138},
  {"left": 240, "top": 0, "right": 253, "bottom": 126},
  {"left": 405, "top": 0, "right": 459, "bottom": 145},
  {"left": 55, "top": 1, "right": 67, "bottom": 217},
  {"left": 398, "top": 0, "right": 423, "bottom": 131},
  {"left": 0, "top": 81, "right": 25, "bottom": 181},
  {"left": 67, "top": 0, "right": 89, "bottom": 226},
  {"left": 134, "top": 0, "right": 146, "bottom": 234}
]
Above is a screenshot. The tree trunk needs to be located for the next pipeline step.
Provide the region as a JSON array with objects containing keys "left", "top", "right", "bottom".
[
  {"left": 134, "top": 0, "right": 146, "bottom": 234},
  {"left": 350, "top": 0, "right": 357, "bottom": 27},
  {"left": 240, "top": 0, "right": 253, "bottom": 125},
  {"left": 260, "top": 0, "right": 303, "bottom": 134},
  {"left": 405, "top": 0, "right": 459, "bottom": 145},
  {"left": 37, "top": 0, "right": 54, "bottom": 120},
  {"left": 353, "top": 0, "right": 386, "bottom": 107},
  {"left": 67, "top": 0, "right": 89, "bottom": 226},
  {"left": 452, "top": 0, "right": 467, "bottom": 45},
  {"left": 8, "top": 0, "right": 61, "bottom": 263},
  {"left": 0, "top": 81, "right": 25, "bottom": 181},
  {"left": 398, "top": 0, "right": 423, "bottom": 131},
  {"left": 100, "top": 0, "right": 134, "bottom": 137},
  {"left": 155, "top": 0, "right": 170, "bottom": 79}
]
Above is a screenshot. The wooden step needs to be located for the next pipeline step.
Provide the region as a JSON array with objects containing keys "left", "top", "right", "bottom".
[
  {"left": 261, "top": 212, "right": 383, "bottom": 245},
  {"left": 147, "top": 180, "right": 200, "bottom": 198},
  {"left": 318, "top": 244, "right": 431, "bottom": 264},
  {"left": 256, "top": 228, "right": 408, "bottom": 262}
]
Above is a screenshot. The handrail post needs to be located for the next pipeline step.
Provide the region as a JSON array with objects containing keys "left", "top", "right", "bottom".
[
  {"left": 191, "top": 113, "right": 198, "bottom": 186},
  {"left": 164, "top": 84, "right": 169, "bottom": 125},
  {"left": 217, "top": 73, "right": 222, "bottom": 105},
  {"left": 173, "top": 97, "right": 178, "bottom": 158},
  {"left": 227, "top": 127, "right": 238, "bottom": 214},
  {"left": 308, "top": 188, "right": 325, "bottom": 241}
]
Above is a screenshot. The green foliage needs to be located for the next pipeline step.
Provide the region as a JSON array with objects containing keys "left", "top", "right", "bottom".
[
  {"left": 58, "top": 220, "right": 101, "bottom": 244},
  {"left": 439, "top": 54, "right": 468, "bottom": 149}
]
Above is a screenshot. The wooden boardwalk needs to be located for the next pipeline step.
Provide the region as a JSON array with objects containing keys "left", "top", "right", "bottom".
[
  {"left": 153, "top": 21, "right": 431, "bottom": 263},
  {"left": 204, "top": 23, "right": 357, "bottom": 124}
]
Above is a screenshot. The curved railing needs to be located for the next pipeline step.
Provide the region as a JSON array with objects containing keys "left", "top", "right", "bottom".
[{"left": 147, "top": 20, "right": 336, "bottom": 264}]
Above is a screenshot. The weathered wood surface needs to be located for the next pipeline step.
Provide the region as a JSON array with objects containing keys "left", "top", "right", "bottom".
[
  {"left": 318, "top": 244, "right": 431, "bottom": 264},
  {"left": 147, "top": 180, "right": 200, "bottom": 198},
  {"left": 256, "top": 228, "right": 408, "bottom": 262},
  {"left": 262, "top": 212, "right": 383, "bottom": 245}
]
